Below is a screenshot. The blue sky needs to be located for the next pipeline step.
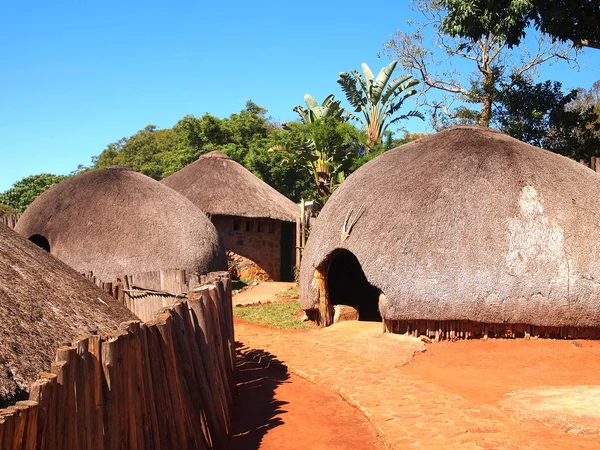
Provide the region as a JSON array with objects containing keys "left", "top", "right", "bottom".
[{"left": 1, "top": 1, "right": 599, "bottom": 192}]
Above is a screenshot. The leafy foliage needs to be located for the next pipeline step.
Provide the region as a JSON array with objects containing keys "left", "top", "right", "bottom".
[
  {"left": 293, "top": 94, "right": 348, "bottom": 124},
  {"left": 0, "top": 174, "right": 67, "bottom": 212},
  {"left": 383, "top": 0, "right": 576, "bottom": 129},
  {"left": 441, "top": 0, "right": 600, "bottom": 50},
  {"left": 337, "top": 61, "right": 422, "bottom": 150},
  {"left": 272, "top": 115, "right": 363, "bottom": 209},
  {"left": 495, "top": 76, "right": 600, "bottom": 160},
  {"left": 91, "top": 101, "right": 311, "bottom": 202}
]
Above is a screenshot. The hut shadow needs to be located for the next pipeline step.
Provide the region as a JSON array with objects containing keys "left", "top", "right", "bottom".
[{"left": 228, "top": 343, "right": 290, "bottom": 449}]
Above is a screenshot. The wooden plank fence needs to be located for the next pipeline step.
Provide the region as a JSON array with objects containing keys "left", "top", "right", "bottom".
[
  {"left": 83, "top": 269, "right": 209, "bottom": 322},
  {"left": 0, "top": 272, "right": 235, "bottom": 449},
  {"left": 0, "top": 214, "right": 20, "bottom": 230}
]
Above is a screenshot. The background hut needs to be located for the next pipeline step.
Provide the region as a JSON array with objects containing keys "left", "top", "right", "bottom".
[
  {"left": 162, "top": 151, "right": 300, "bottom": 281},
  {"left": 0, "top": 224, "right": 136, "bottom": 406},
  {"left": 300, "top": 126, "right": 600, "bottom": 339},
  {"left": 15, "top": 166, "right": 225, "bottom": 282}
]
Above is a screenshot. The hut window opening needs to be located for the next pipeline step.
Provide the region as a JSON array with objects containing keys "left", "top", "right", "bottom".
[
  {"left": 269, "top": 222, "right": 275, "bottom": 233},
  {"left": 233, "top": 219, "right": 241, "bottom": 231},
  {"left": 326, "top": 249, "right": 381, "bottom": 322},
  {"left": 29, "top": 234, "right": 50, "bottom": 252},
  {"left": 257, "top": 222, "right": 264, "bottom": 232},
  {"left": 246, "top": 221, "right": 253, "bottom": 232}
]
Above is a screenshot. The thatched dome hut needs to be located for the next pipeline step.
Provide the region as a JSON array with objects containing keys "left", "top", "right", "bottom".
[
  {"left": 300, "top": 126, "right": 600, "bottom": 339},
  {"left": 0, "top": 225, "right": 136, "bottom": 406},
  {"left": 15, "top": 166, "right": 225, "bottom": 281},
  {"left": 162, "top": 151, "right": 300, "bottom": 281}
]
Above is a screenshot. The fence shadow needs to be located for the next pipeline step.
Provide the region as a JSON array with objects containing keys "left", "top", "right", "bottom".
[{"left": 229, "top": 345, "right": 290, "bottom": 450}]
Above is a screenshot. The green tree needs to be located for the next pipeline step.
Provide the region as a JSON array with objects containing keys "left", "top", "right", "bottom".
[
  {"left": 0, "top": 174, "right": 67, "bottom": 212},
  {"left": 441, "top": 0, "right": 600, "bottom": 50},
  {"left": 293, "top": 94, "right": 348, "bottom": 124},
  {"left": 271, "top": 116, "right": 363, "bottom": 208},
  {"left": 90, "top": 101, "right": 309, "bottom": 201},
  {"left": 495, "top": 75, "right": 600, "bottom": 160},
  {"left": 243, "top": 142, "right": 313, "bottom": 202},
  {"left": 337, "top": 61, "right": 422, "bottom": 151},
  {"left": 383, "top": 0, "right": 576, "bottom": 129},
  {"left": 93, "top": 125, "right": 181, "bottom": 179},
  {"left": 92, "top": 101, "right": 275, "bottom": 181}
]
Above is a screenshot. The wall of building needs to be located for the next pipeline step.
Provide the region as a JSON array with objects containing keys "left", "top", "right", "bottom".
[{"left": 211, "top": 215, "right": 285, "bottom": 281}]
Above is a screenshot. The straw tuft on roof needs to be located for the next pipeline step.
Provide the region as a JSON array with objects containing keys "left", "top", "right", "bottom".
[
  {"left": 15, "top": 166, "right": 225, "bottom": 280},
  {"left": 300, "top": 126, "right": 600, "bottom": 328},
  {"left": 162, "top": 151, "right": 299, "bottom": 222},
  {"left": 0, "top": 225, "right": 136, "bottom": 406}
]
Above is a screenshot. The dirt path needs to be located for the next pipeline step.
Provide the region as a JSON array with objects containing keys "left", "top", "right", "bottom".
[
  {"left": 229, "top": 350, "right": 385, "bottom": 449},
  {"left": 235, "top": 320, "right": 600, "bottom": 449},
  {"left": 230, "top": 285, "right": 600, "bottom": 447},
  {"left": 232, "top": 281, "right": 295, "bottom": 305}
]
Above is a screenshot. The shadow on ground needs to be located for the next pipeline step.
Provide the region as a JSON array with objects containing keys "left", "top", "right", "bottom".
[{"left": 228, "top": 343, "right": 290, "bottom": 449}]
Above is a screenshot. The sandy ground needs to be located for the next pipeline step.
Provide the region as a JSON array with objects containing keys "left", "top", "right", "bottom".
[
  {"left": 403, "top": 337, "right": 600, "bottom": 436},
  {"left": 231, "top": 286, "right": 600, "bottom": 446}
]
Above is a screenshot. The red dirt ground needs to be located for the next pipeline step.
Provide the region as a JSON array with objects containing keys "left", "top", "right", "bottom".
[
  {"left": 229, "top": 352, "right": 385, "bottom": 450},
  {"left": 403, "top": 337, "right": 600, "bottom": 405}
]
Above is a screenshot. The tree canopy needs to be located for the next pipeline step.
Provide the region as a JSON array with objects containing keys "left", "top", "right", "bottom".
[
  {"left": 337, "top": 61, "right": 422, "bottom": 151},
  {"left": 0, "top": 174, "right": 67, "bottom": 213},
  {"left": 441, "top": 0, "right": 600, "bottom": 50},
  {"left": 383, "top": 0, "right": 576, "bottom": 129},
  {"left": 495, "top": 75, "right": 600, "bottom": 159}
]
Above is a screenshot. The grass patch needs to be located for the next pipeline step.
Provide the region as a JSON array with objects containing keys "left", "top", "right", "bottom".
[
  {"left": 278, "top": 285, "right": 299, "bottom": 298},
  {"left": 234, "top": 300, "right": 310, "bottom": 329},
  {"left": 231, "top": 277, "right": 255, "bottom": 292}
]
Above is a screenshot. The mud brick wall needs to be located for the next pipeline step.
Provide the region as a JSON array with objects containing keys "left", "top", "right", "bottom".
[{"left": 211, "top": 215, "right": 282, "bottom": 281}]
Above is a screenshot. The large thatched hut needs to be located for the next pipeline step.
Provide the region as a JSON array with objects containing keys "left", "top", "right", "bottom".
[
  {"left": 15, "top": 166, "right": 225, "bottom": 281},
  {"left": 162, "top": 151, "right": 299, "bottom": 281},
  {"left": 300, "top": 126, "right": 600, "bottom": 339},
  {"left": 0, "top": 224, "right": 136, "bottom": 406}
]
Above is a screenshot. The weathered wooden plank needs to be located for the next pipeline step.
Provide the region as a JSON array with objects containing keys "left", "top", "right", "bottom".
[
  {"left": 137, "top": 322, "right": 159, "bottom": 450},
  {"left": 28, "top": 372, "right": 56, "bottom": 450},
  {"left": 87, "top": 335, "right": 104, "bottom": 450},
  {"left": 16, "top": 401, "right": 38, "bottom": 450}
]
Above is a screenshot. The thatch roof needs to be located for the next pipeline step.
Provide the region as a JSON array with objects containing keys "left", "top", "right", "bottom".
[
  {"left": 0, "top": 225, "right": 137, "bottom": 406},
  {"left": 161, "top": 151, "right": 299, "bottom": 222},
  {"left": 15, "top": 166, "right": 225, "bottom": 281},
  {"left": 300, "top": 126, "right": 600, "bottom": 328}
]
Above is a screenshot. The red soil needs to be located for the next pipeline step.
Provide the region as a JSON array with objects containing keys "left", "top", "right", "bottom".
[
  {"left": 403, "top": 337, "right": 600, "bottom": 405},
  {"left": 229, "top": 352, "right": 385, "bottom": 450}
]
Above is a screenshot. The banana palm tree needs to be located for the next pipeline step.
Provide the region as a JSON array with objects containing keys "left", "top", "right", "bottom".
[
  {"left": 293, "top": 94, "right": 348, "bottom": 124},
  {"left": 337, "top": 61, "right": 423, "bottom": 152}
]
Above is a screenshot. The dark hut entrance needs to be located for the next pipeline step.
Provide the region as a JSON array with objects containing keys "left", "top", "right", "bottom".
[
  {"left": 280, "top": 222, "right": 295, "bottom": 282},
  {"left": 29, "top": 234, "right": 50, "bottom": 252},
  {"left": 324, "top": 250, "right": 381, "bottom": 323}
]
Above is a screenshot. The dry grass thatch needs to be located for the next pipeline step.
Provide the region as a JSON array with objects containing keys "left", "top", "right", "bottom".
[
  {"left": 161, "top": 151, "right": 299, "bottom": 222},
  {"left": 300, "top": 126, "right": 600, "bottom": 328},
  {"left": 0, "top": 224, "right": 137, "bottom": 406},
  {"left": 15, "top": 166, "right": 226, "bottom": 281}
]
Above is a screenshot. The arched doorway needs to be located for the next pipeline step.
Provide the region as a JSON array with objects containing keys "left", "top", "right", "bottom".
[
  {"left": 326, "top": 250, "right": 381, "bottom": 322},
  {"left": 29, "top": 234, "right": 50, "bottom": 252}
]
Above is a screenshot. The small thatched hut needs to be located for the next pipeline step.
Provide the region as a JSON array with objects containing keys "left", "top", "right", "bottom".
[
  {"left": 15, "top": 166, "right": 225, "bottom": 281},
  {"left": 300, "top": 126, "right": 600, "bottom": 339},
  {"left": 162, "top": 151, "right": 299, "bottom": 281},
  {"left": 0, "top": 224, "right": 136, "bottom": 406}
]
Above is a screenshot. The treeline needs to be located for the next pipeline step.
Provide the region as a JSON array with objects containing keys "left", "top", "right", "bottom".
[
  {"left": 1, "top": 99, "right": 420, "bottom": 213},
  {"left": 92, "top": 101, "right": 313, "bottom": 202}
]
